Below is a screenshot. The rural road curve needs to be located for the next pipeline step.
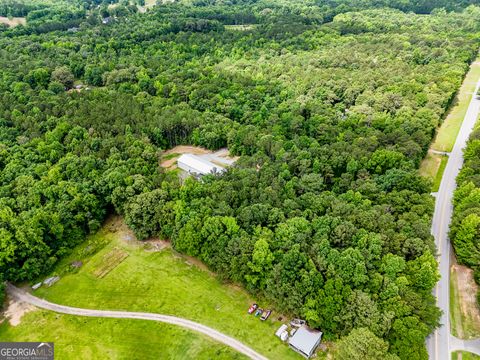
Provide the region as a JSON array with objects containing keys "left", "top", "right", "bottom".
[
  {"left": 426, "top": 75, "right": 480, "bottom": 360},
  {"left": 7, "top": 284, "right": 269, "bottom": 360}
]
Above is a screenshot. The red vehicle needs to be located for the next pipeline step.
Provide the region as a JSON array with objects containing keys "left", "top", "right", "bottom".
[
  {"left": 248, "top": 303, "right": 258, "bottom": 314},
  {"left": 260, "top": 309, "right": 272, "bottom": 321}
]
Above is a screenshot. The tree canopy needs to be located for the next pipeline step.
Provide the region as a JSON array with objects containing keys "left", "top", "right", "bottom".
[{"left": 1, "top": 0, "right": 480, "bottom": 356}]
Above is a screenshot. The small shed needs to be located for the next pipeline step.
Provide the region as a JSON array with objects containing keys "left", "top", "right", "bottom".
[
  {"left": 288, "top": 325, "right": 322, "bottom": 359},
  {"left": 177, "top": 154, "right": 225, "bottom": 176},
  {"left": 43, "top": 276, "right": 60, "bottom": 287}
]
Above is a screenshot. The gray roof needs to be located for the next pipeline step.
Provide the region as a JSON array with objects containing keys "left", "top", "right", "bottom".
[
  {"left": 288, "top": 325, "right": 322, "bottom": 358},
  {"left": 177, "top": 154, "right": 225, "bottom": 175}
]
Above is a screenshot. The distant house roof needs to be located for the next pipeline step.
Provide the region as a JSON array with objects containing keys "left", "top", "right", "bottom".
[
  {"left": 177, "top": 154, "right": 225, "bottom": 176},
  {"left": 288, "top": 325, "right": 322, "bottom": 359}
]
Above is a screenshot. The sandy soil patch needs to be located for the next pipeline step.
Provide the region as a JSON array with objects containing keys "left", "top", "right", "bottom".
[
  {"left": 160, "top": 157, "right": 178, "bottom": 169},
  {"left": 3, "top": 297, "right": 35, "bottom": 326},
  {"left": 0, "top": 16, "right": 26, "bottom": 27},
  {"left": 163, "top": 145, "right": 211, "bottom": 156},
  {"left": 107, "top": 215, "right": 139, "bottom": 242},
  {"left": 452, "top": 263, "right": 480, "bottom": 338},
  {"left": 144, "top": 239, "right": 170, "bottom": 252}
]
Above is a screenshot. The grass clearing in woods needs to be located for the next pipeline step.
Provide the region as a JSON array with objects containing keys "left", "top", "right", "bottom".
[
  {"left": 0, "top": 311, "right": 246, "bottom": 360},
  {"left": 450, "top": 263, "right": 480, "bottom": 339},
  {"left": 0, "top": 16, "right": 26, "bottom": 27},
  {"left": 418, "top": 152, "right": 448, "bottom": 191},
  {"left": 432, "top": 60, "right": 480, "bottom": 152},
  {"left": 25, "top": 217, "right": 303, "bottom": 360}
]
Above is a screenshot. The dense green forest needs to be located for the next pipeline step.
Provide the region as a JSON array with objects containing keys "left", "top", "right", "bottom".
[
  {"left": 451, "top": 125, "right": 480, "bottom": 296},
  {"left": 2, "top": 0, "right": 480, "bottom": 358}
]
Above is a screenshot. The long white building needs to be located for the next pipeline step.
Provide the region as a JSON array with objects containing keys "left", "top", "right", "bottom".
[{"left": 177, "top": 154, "right": 225, "bottom": 176}]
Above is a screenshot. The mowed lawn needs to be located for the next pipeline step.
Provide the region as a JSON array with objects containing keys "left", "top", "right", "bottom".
[
  {"left": 0, "top": 311, "right": 246, "bottom": 360},
  {"left": 419, "top": 152, "right": 448, "bottom": 191},
  {"left": 452, "top": 352, "right": 480, "bottom": 360},
  {"left": 432, "top": 60, "right": 480, "bottom": 152},
  {"left": 29, "top": 218, "right": 302, "bottom": 360},
  {"left": 419, "top": 59, "right": 480, "bottom": 185}
]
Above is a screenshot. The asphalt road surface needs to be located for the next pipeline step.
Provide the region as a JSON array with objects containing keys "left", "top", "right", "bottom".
[
  {"left": 426, "top": 77, "right": 480, "bottom": 360},
  {"left": 7, "top": 284, "right": 269, "bottom": 360}
]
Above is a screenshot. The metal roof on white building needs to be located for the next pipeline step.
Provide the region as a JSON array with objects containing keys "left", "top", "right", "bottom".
[
  {"left": 177, "top": 154, "right": 225, "bottom": 175},
  {"left": 288, "top": 325, "right": 322, "bottom": 358}
]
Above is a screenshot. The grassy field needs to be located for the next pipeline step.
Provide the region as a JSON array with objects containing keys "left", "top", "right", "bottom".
[
  {"left": 452, "top": 351, "right": 480, "bottom": 360},
  {"left": 418, "top": 152, "right": 448, "bottom": 191},
  {"left": 450, "top": 264, "right": 480, "bottom": 339},
  {"left": 15, "top": 217, "right": 303, "bottom": 360},
  {"left": 431, "top": 60, "right": 480, "bottom": 152},
  {"left": 419, "top": 58, "right": 480, "bottom": 184},
  {"left": 0, "top": 311, "right": 246, "bottom": 360}
]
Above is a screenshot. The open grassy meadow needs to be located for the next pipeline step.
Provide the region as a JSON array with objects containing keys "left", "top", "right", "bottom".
[
  {"left": 432, "top": 60, "right": 480, "bottom": 152},
  {"left": 0, "top": 310, "right": 245, "bottom": 360},
  {"left": 7, "top": 217, "right": 303, "bottom": 360}
]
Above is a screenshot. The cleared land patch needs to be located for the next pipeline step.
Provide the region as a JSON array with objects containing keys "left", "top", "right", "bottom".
[
  {"left": 419, "top": 151, "right": 443, "bottom": 178},
  {"left": 0, "top": 310, "right": 245, "bottom": 360},
  {"left": 93, "top": 248, "right": 129, "bottom": 278},
  {"left": 418, "top": 151, "right": 448, "bottom": 191},
  {"left": 432, "top": 60, "right": 480, "bottom": 152},
  {"left": 450, "top": 262, "right": 480, "bottom": 339},
  {"left": 2, "top": 297, "right": 35, "bottom": 326},
  {"left": 225, "top": 24, "right": 257, "bottom": 31},
  {"left": 0, "top": 16, "right": 26, "bottom": 27},
  {"left": 160, "top": 145, "right": 238, "bottom": 171},
  {"left": 30, "top": 219, "right": 303, "bottom": 360}
]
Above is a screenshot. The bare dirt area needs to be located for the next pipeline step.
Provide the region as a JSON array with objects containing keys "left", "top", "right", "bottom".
[
  {"left": 107, "top": 216, "right": 138, "bottom": 242},
  {"left": 451, "top": 263, "right": 480, "bottom": 338},
  {"left": 172, "top": 251, "right": 213, "bottom": 275},
  {"left": 3, "top": 297, "right": 35, "bottom": 326},
  {"left": 163, "top": 145, "right": 211, "bottom": 156},
  {"left": 144, "top": 239, "right": 170, "bottom": 252},
  {"left": 0, "top": 16, "right": 26, "bottom": 27}
]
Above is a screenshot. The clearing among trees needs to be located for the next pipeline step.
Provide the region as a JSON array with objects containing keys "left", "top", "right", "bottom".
[
  {"left": 160, "top": 145, "right": 237, "bottom": 170},
  {"left": 450, "top": 262, "right": 480, "bottom": 339},
  {"left": 23, "top": 219, "right": 301, "bottom": 360},
  {"left": 0, "top": 16, "right": 25, "bottom": 27}
]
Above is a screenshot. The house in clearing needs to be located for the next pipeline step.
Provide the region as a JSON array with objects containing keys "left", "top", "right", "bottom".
[
  {"left": 288, "top": 325, "right": 322, "bottom": 359},
  {"left": 177, "top": 154, "right": 225, "bottom": 176}
]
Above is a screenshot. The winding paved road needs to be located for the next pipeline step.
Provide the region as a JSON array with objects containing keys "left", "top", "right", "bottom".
[
  {"left": 426, "top": 76, "right": 480, "bottom": 360},
  {"left": 6, "top": 284, "right": 269, "bottom": 360}
]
